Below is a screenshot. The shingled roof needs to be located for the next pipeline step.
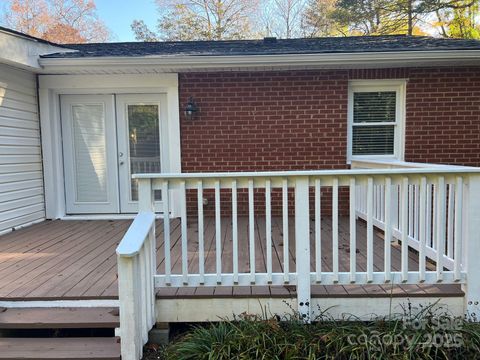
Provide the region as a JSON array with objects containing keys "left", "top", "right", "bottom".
[{"left": 41, "top": 35, "right": 480, "bottom": 59}]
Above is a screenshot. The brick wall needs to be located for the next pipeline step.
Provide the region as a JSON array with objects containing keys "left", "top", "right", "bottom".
[
  {"left": 178, "top": 67, "right": 480, "bottom": 215},
  {"left": 179, "top": 70, "right": 350, "bottom": 172},
  {"left": 349, "top": 67, "right": 480, "bottom": 166},
  {"left": 405, "top": 67, "right": 480, "bottom": 166},
  {"left": 179, "top": 70, "right": 351, "bottom": 215}
]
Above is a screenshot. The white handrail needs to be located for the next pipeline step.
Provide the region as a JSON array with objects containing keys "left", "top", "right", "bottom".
[
  {"left": 117, "top": 212, "right": 156, "bottom": 257},
  {"left": 351, "top": 159, "right": 476, "bottom": 170},
  {"left": 116, "top": 212, "right": 156, "bottom": 360},
  {"left": 133, "top": 167, "right": 480, "bottom": 179}
]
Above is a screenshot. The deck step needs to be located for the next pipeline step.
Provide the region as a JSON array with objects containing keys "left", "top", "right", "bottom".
[
  {"left": 0, "top": 337, "right": 120, "bottom": 360},
  {"left": 0, "top": 307, "right": 119, "bottom": 329}
]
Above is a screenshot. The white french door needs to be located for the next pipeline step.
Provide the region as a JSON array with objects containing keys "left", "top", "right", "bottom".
[
  {"left": 61, "top": 95, "right": 120, "bottom": 214},
  {"left": 116, "top": 94, "right": 164, "bottom": 213},
  {"left": 61, "top": 94, "right": 165, "bottom": 214}
]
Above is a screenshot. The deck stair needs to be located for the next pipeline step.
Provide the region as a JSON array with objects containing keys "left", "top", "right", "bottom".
[{"left": 0, "top": 307, "right": 120, "bottom": 360}]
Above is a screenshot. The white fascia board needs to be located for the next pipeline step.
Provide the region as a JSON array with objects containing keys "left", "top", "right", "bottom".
[
  {"left": 0, "top": 30, "right": 75, "bottom": 71},
  {"left": 38, "top": 50, "right": 480, "bottom": 72}
]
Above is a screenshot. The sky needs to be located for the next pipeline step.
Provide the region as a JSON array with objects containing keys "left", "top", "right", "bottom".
[{"left": 94, "top": 0, "right": 158, "bottom": 41}]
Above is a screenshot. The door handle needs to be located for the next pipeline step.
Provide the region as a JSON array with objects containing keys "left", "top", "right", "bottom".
[{"left": 119, "top": 161, "right": 125, "bottom": 165}]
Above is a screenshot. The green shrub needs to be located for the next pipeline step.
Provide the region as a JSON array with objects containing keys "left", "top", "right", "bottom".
[{"left": 158, "top": 303, "right": 480, "bottom": 360}]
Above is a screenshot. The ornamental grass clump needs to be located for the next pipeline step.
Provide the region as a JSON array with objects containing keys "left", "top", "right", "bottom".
[{"left": 158, "top": 302, "right": 480, "bottom": 360}]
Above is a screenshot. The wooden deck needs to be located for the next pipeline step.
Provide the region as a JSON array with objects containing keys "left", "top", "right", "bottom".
[{"left": 0, "top": 217, "right": 462, "bottom": 301}]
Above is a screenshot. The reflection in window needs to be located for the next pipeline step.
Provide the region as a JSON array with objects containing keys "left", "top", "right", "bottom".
[
  {"left": 352, "top": 91, "right": 397, "bottom": 156},
  {"left": 128, "top": 104, "right": 161, "bottom": 201}
]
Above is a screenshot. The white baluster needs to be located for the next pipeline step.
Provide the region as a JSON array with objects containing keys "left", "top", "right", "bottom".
[
  {"left": 408, "top": 184, "right": 414, "bottom": 238},
  {"left": 349, "top": 177, "right": 356, "bottom": 283},
  {"left": 315, "top": 178, "right": 322, "bottom": 283},
  {"left": 384, "top": 177, "right": 392, "bottom": 283},
  {"left": 366, "top": 177, "right": 373, "bottom": 283},
  {"left": 232, "top": 180, "right": 239, "bottom": 284},
  {"left": 332, "top": 178, "right": 339, "bottom": 283},
  {"left": 282, "top": 179, "right": 289, "bottom": 283},
  {"left": 436, "top": 176, "right": 446, "bottom": 282},
  {"left": 265, "top": 179, "right": 272, "bottom": 283},
  {"left": 215, "top": 180, "right": 222, "bottom": 284},
  {"left": 454, "top": 177, "right": 463, "bottom": 281},
  {"left": 426, "top": 184, "right": 432, "bottom": 248},
  {"left": 197, "top": 180, "right": 205, "bottom": 284},
  {"left": 401, "top": 177, "right": 409, "bottom": 282},
  {"left": 414, "top": 184, "right": 420, "bottom": 240},
  {"left": 249, "top": 179, "right": 255, "bottom": 284},
  {"left": 447, "top": 183, "right": 454, "bottom": 258},
  {"left": 419, "top": 177, "right": 427, "bottom": 282},
  {"left": 180, "top": 180, "right": 188, "bottom": 285},
  {"left": 162, "top": 180, "right": 171, "bottom": 285}
]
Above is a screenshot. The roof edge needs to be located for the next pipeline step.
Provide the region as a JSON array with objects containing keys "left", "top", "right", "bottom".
[{"left": 38, "top": 50, "right": 480, "bottom": 71}]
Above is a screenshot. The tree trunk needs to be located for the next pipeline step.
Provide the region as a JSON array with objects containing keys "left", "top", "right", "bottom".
[{"left": 408, "top": 0, "right": 413, "bottom": 35}]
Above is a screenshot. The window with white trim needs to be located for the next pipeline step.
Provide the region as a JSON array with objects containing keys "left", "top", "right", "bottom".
[{"left": 348, "top": 81, "right": 405, "bottom": 161}]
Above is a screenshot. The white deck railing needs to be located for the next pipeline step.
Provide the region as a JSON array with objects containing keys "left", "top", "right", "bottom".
[
  {"left": 117, "top": 164, "right": 480, "bottom": 360},
  {"left": 116, "top": 212, "right": 156, "bottom": 360},
  {"left": 352, "top": 160, "right": 476, "bottom": 273}
]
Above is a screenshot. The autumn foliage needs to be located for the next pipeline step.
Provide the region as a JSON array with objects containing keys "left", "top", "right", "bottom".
[{"left": 3, "top": 0, "right": 110, "bottom": 43}]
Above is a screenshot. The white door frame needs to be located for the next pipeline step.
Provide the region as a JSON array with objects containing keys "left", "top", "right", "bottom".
[
  {"left": 38, "top": 74, "right": 181, "bottom": 218},
  {"left": 60, "top": 94, "right": 120, "bottom": 214}
]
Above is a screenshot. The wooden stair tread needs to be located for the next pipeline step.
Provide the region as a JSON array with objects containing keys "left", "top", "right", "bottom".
[
  {"left": 0, "top": 307, "right": 119, "bottom": 329},
  {"left": 0, "top": 337, "right": 120, "bottom": 360}
]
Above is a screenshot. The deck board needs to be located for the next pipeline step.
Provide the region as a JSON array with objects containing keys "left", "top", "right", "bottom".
[{"left": 0, "top": 217, "right": 463, "bottom": 301}]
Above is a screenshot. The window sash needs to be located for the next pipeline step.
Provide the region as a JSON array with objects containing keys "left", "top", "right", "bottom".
[
  {"left": 353, "top": 91, "right": 396, "bottom": 124},
  {"left": 352, "top": 124, "right": 396, "bottom": 156},
  {"left": 351, "top": 122, "right": 397, "bottom": 127}
]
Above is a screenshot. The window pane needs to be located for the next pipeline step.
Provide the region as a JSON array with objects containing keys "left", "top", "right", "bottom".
[
  {"left": 128, "top": 104, "right": 162, "bottom": 201},
  {"left": 352, "top": 125, "right": 395, "bottom": 155},
  {"left": 353, "top": 92, "right": 396, "bottom": 123}
]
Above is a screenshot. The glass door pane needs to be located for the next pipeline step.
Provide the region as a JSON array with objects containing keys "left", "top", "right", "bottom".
[{"left": 127, "top": 104, "right": 162, "bottom": 201}]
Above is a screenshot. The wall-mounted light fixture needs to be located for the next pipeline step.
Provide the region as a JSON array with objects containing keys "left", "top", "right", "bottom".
[{"left": 184, "top": 96, "right": 199, "bottom": 121}]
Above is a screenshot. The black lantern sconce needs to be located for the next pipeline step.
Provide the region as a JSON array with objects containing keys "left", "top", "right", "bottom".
[{"left": 184, "top": 96, "right": 199, "bottom": 121}]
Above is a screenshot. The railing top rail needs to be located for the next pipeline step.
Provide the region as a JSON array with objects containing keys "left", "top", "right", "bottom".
[
  {"left": 132, "top": 167, "right": 480, "bottom": 180},
  {"left": 351, "top": 159, "right": 478, "bottom": 170},
  {"left": 116, "top": 211, "right": 156, "bottom": 258}
]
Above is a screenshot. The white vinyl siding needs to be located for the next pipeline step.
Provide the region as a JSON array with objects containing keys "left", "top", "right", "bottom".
[
  {"left": 0, "top": 63, "right": 45, "bottom": 234},
  {"left": 347, "top": 80, "right": 406, "bottom": 162}
]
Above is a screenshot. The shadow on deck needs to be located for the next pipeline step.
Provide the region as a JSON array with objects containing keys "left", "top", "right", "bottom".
[{"left": 0, "top": 217, "right": 462, "bottom": 301}]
